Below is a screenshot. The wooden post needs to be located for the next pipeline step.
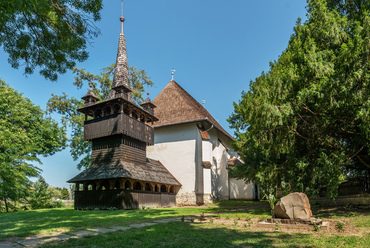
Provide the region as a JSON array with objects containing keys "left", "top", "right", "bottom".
[
  {"left": 150, "top": 183, "right": 155, "bottom": 192},
  {"left": 92, "top": 182, "right": 97, "bottom": 191},
  {"left": 83, "top": 182, "right": 88, "bottom": 191},
  {"left": 96, "top": 180, "right": 102, "bottom": 190},
  {"left": 109, "top": 179, "right": 115, "bottom": 189},
  {"left": 120, "top": 179, "right": 126, "bottom": 189},
  {"left": 127, "top": 179, "right": 134, "bottom": 190},
  {"left": 75, "top": 183, "right": 80, "bottom": 191}
]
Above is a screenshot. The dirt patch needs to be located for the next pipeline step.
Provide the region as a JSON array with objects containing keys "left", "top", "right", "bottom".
[{"left": 190, "top": 217, "right": 362, "bottom": 235}]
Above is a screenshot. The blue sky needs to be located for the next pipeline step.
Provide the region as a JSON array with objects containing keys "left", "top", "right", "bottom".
[{"left": 0, "top": 0, "right": 308, "bottom": 188}]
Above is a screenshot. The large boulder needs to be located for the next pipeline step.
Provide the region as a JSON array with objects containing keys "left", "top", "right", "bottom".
[{"left": 274, "top": 192, "right": 312, "bottom": 219}]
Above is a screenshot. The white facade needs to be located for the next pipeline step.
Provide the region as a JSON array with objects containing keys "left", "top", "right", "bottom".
[{"left": 147, "top": 121, "right": 255, "bottom": 205}]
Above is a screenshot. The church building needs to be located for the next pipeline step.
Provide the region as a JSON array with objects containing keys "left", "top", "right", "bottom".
[
  {"left": 147, "top": 80, "right": 259, "bottom": 205},
  {"left": 67, "top": 13, "right": 181, "bottom": 210}
]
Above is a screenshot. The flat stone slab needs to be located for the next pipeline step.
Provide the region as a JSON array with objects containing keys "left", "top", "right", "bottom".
[
  {"left": 152, "top": 218, "right": 179, "bottom": 223},
  {"left": 110, "top": 226, "right": 131, "bottom": 231},
  {"left": 266, "top": 218, "right": 323, "bottom": 225},
  {"left": 165, "top": 218, "right": 182, "bottom": 222},
  {"left": 42, "top": 234, "right": 72, "bottom": 242},
  {"left": 17, "top": 238, "right": 46, "bottom": 247},
  {"left": 0, "top": 242, "right": 23, "bottom": 248},
  {"left": 255, "top": 221, "right": 329, "bottom": 231},
  {"left": 71, "top": 230, "right": 98, "bottom": 238},
  {"left": 129, "top": 223, "right": 157, "bottom": 228},
  {"left": 89, "top": 228, "right": 114, "bottom": 234}
]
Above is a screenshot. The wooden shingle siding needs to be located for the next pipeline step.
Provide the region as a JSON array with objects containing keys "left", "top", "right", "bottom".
[{"left": 74, "top": 190, "right": 176, "bottom": 210}]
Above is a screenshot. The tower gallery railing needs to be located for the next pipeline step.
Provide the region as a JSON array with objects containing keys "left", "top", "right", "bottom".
[{"left": 84, "top": 113, "right": 154, "bottom": 145}]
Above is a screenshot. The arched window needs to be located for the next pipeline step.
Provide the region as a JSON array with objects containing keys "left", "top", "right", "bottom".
[
  {"left": 134, "top": 182, "right": 142, "bottom": 190},
  {"left": 95, "top": 109, "right": 102, "bottom": 119},
  {"left": 169, "top": 186, "right": 175, "bottom": 193},
  {"left": 104, "top": 106, "right": 111, "bottom": 117},
  {"left": 145, "top": 183, "right": 152, "bottom": 191},
  {"left": 113, "top": 104, "right": 120, "bottom": 114},
  {"left": 160, "top": 185, "right": 167, "bottom": 193},
  {"left": 125, "top": 180, "right": 131, "bottom": 190},
  {"left": 155, "top": 185, "right": 159, "bottom": 192},
  {"left": 100, "top": 180, "right": 109, "bottom": 190},
  {"left": 88, "top": 110, "right": 94, "bottom": 119},
  {"left": 114, "top": 181, "right": 120, "bottom": 189}
]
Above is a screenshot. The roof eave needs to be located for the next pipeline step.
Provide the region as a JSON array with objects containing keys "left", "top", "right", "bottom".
[{"left": 153, "top": 118, "right": 234, "bottom": 141}]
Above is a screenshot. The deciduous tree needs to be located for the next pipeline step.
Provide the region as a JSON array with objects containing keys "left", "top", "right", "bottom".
[
  {"left": 0, "top": 78, "right": 66, "bottom": 212},
  {"left": 0, "top": 0, "right": 103, "bottom": 81}
]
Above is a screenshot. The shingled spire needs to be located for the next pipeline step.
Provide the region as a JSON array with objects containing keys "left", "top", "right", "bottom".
[{"left": 110, "top": 12, "right": 132, "bottom": 101}]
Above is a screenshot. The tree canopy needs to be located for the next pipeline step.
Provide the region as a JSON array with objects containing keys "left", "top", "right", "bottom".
[
  {"left": 47, "top": 64, "right": 154, "bottom": 170},
  {"left": 228, "top": 0, "right": 370, "bottom": 198},
  {"left": 0, "top": 78, "right": 66, "bottom": 212},
  {"left": 0, "top": 0, "right": 103, "bottom": 81}
]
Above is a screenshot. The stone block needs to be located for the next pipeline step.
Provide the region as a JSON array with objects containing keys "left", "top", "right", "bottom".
[{"left": 274, "top": 192, "right": 312, "bottom": 219}]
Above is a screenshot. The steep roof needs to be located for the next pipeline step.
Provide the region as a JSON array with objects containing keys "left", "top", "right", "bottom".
[
  {"left": 67, "top": 158, "right": 181, "bottom": 186},
  {"left": 152, "top": 80, "right": 233, "bottom": 140}
]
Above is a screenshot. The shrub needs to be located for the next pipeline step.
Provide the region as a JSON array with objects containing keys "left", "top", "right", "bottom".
[
  {"left": 337, "top": 220, "right": 345, "bottom": 230},
  {"left": 313, "top": 221, "right": 321, "bottom": 231}
]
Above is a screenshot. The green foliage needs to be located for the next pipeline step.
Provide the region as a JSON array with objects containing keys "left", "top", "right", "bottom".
[
  {"left": 337, "top": 220, "right": 345, "bottom": 230},
  {"left": 263, "top": 194, "right": 279, "bottom": 218},
  {"left": 61, "top": 187, "right": 69, "bottom": 200},
  {"left": 0, "top": 78, "right": 66, "bottom": 212},
  {"left": 228, "top": 0, "right": 370, "bottom": 198},
  {"left": 0, "top": 0, "right": 103, "bottom": 81},
  {"left": 47, "top": 64, "right": 153, "bottom": 169},
  {"left": 29, "top": 176, "right": 53, "bottom": 209},
  {"left": 313, "top": 221, "right": 322, "bottom": 231}
]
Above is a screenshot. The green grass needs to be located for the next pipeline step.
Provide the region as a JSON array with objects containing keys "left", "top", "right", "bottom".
[
  {"left": 40, "top": 222, "right": 370, "bottom": 248},
  {"left": 0, "top": 200, "right": 267, "bottom": 241},
  {"left": 2, "top": 202, "right": 369, "bottom": 247},
  {"left": 313, "top": 206, "right": 370, "bottom": 227}
]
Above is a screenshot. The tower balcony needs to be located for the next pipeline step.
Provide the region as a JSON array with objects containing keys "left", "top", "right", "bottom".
[{"left": 84, "top": 113, "right": 154, "bottom": 145}]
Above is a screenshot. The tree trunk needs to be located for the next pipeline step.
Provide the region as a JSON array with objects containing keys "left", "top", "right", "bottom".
[{"left": 4, "top": 195, "right": 8, "bottom": 213}]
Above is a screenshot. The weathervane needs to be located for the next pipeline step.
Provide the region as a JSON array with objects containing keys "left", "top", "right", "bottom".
[{"left": 171, "top": 68, "right": 176, "bottom": 80}]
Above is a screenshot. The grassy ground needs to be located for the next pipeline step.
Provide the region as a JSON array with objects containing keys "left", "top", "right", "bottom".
[
  {"left": 1, "top": 201, "right": 369, "bottom": 247},
  {"left": 40, "top": 222, "right": 370, "bottom": 248},
  {"left": 0, "top": 201, "right": 266, "bottom": 240}
]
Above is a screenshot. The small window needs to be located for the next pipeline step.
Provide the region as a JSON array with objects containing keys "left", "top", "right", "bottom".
[
  {"left": 160, "top": 185, "right": 167, "bottom": 193},
  {"left": 125, "top": 181, "right": 131, "bottom": 190}
]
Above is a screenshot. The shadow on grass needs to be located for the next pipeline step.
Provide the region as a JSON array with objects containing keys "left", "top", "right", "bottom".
[
  {"left": 312, "top": 206, "right": 370, "bottom": 218},
  {"left": 39, "top": 221, "right": 316, "bottom": 248},
  {"left": 0, "top": 206, "right": 269, "bottom": 241}
]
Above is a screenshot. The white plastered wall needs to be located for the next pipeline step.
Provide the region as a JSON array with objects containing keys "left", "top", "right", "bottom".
[
  {"left": 208, "top": 129, "right": 230, "bottom": 200},
  {"left": 202, "top": 140, "right": 212, "bottom": 195},
  {"left": 147, "top": 124, "right": 197, "bottom": 199}
]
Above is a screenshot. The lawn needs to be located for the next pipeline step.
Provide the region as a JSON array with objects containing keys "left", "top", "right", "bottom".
[
  {"left": 0, "top": 200, "right": 266, "bottom": 241},
  {"left": 1, "top": 201, "right": 369, "bottom": 247},
  {"left": 40, "top": 221, "right": 370, "bottom": 248}
]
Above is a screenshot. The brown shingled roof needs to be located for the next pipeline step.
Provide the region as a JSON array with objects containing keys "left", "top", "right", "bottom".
[
  {"left": 152, "top": 80, "right": 233, "bottom": 140},
  {"left": 67, "top": 158, "right": 181, "bottom": 186}
]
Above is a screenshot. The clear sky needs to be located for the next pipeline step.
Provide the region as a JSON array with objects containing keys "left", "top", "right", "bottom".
[{"left": 0, "top": 0, "right": 308, "bottom": 188}]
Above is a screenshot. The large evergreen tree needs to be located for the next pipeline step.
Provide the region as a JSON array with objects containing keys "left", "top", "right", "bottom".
[
  {"left": 0, "top": 78, "right": 66, "bottom": 212},
  {"left": 228, "top": 0, "right": 370, "bottom": 198}
]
